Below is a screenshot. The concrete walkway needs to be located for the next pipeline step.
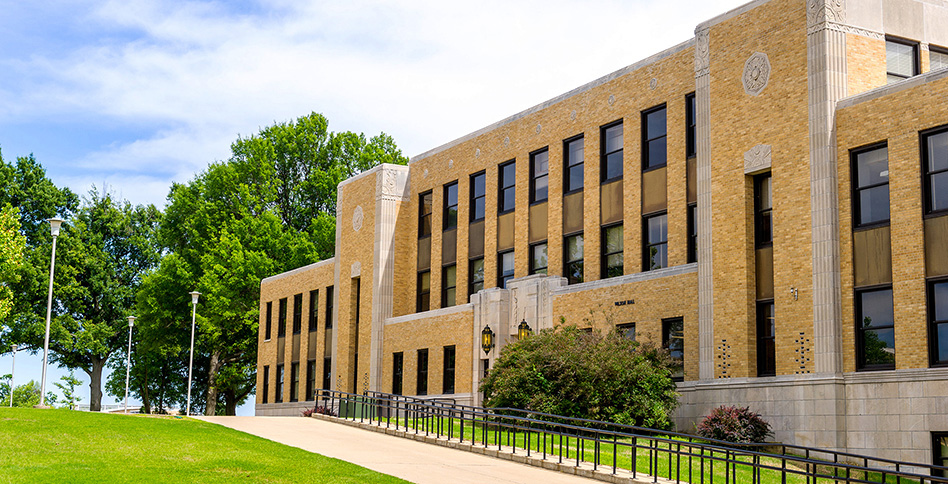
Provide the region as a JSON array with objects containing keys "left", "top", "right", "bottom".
[{"left": 197, "top": 416, "right": 598, "bottom": 484}]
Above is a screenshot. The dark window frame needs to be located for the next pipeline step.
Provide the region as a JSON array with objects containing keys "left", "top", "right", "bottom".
[
  {"left": 419, "top": 190, "right": 433, "bottom": 238},
  {"left": 308, "top": 290, "right": 318, "bottom": 332},
  {"left": 662, "top": 317, "right": 684, "bottom": 382},
  {"left": 927, "top": 277, "right": 948, "bottom": 367},
  {"left": 498, "top": 160, "right": 517, "bottom": 214},
  {"left": 262, "top": 365, "right": 270, "bottom": 403},
  {"left": 416, "top": 348, "right": 429, "bottom": 396},
  {"left": 757, "top": 300, "right": 776, "bottom": 377},
  {"left": 265, "top": 301, "right": 272, "bottom": 340},
  {"left": 687, "top": 203, "right": 698, "bottom": 264},
  {"left": 306, "top": 359, "right": 316, "bottom": 401},
  {"left": 564, "top": 232, "right": 584, "bottom": 285},
  {"left": 441, "top": 263, "right": 457, "bottom": 308},
  {"left": 275, "top": 364, "right": 284, "bottom": 403},
  {"left": 616, "top": 322, "right": 636, "bottom": 341},
  {"left": 442, "top": 345, "right": 456, "bottom": 395},
  {"left": 755, "top": 173, "right": 773, "bottom": 248},
  {"left": 931, "top": 46, "right": 948, "bottom": 71},
  {"left": 600, "top": 120, "right": 624, "bottom": 183},
  {"left": 498, "top": 249, "right": 515, "bottom": 289},
  {"left": 417, "top": 270, "right": 431, "bottom": 312},
  {"left": 277, "top": 298, "right": 287, "bottom": 337},
  {"left": 292, "top": 293, "right": 303, "bottom": 335},
  {"left": 564, "top": 135, "right": 585, "bottom": 194},
  {"left": 530, "top": 241, "right": 548, "bottom": 275},
  {"left": 933, "top": 432, "right": 948, "bottom": 478},
  {"left": 321, "top": 357, "right": 332, "bottom": 395},
  {"left": 392, "top": 352, "right": 404, "bottom": 395},
  {"left": 470, "top": 171, "right": 486, "bottom": 222},
  {"left": 443, "top": 181, "right": 459, "bottom": 231},
  {"left": 642, "top": 104, "right": 668, "bottom": 171},
  {"left": 530, "top": 147, "right": 550, "bottom": 204},
  {"left": 325, "top": 285, "right": 334, "bottom": 329},
  {"left": 851, "top": 142, "right": 890, "bottom": 230},
  {"left": 922, "top": 125, "right": 948, "bottom": 217},
  {"left": 643, "top": 212, "right": 668, "bottom": 271},
  {"left": 886, "top": 36, "right": 920, "bottom": 82},
  {"left": 685, "top": 93, "right": 697, "bottom": 159},
  {"left": 469, "top": 257, "right": 484, "bottom": 298},
  {"left": 289, "top": 362, "right": 300, "bottom": 402},
  {"left": 855, "top": 285, "right": 896, "bottom": 371},
  {"left": 602, "top": 223, "right": 624, "bottom": 279}
]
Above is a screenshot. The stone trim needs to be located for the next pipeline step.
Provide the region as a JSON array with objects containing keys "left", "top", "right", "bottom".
[
  {"left": 551, "top": 263, "right": 697, "bottom": 296},
  {"left": 744, "top": 144, "right": 773, "bottom": 174},
  {"left": 260, "top": 258, "right": 335, "bottom": 285},
  {"left": 677, "top": 372, "right": 844, "bottom": 392},
  {"left": 254, "top": 401, "right": 315, "bottom": 416},
  {"left": 843, "top": 366, "right": 948, "bottom": 384},
  {"left": 837, "top": 68, "right": 948, "bottom": 109},
  {"left": 385, "top": 303, "right": 474, "bottom": 326},
  {"left": 696, "top": 0, "right": 773, "bottom": 32}
]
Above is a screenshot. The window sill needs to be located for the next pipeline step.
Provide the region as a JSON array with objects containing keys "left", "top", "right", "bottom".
[
  {"left": 600, "top": 177, "right": 623, "bottom": 185},
  {"left": 853, "top": 221, "right": 890, "bottom": 232},
  {"left": 855, "top": 365, "right": 896, "bottom": 372},
  {"left": 642, "top": 163, "right": 667, "bottom": 173}
]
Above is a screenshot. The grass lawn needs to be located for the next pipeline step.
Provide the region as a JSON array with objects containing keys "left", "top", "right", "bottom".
[{"left": 0, "top": 407, "right": 408, "bottom": 484}]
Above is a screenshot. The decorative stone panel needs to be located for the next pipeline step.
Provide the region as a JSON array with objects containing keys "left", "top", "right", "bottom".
[
  {"left": 744, "top": 144, "right": 773, "bottom": 175},
  {"left": 742, "top": 52, "right": 771, "bottom": 96}
]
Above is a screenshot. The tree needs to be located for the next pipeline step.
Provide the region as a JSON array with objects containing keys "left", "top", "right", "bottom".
[
  {"left": 0, "top": 205, "right": 26, "bottom": 323},
  {"left": 480, "top": 325, "right": 680, "bottom": 430},
  {"left": 4, "top": 380, "right": 57, "bottom": 408},
  {"left": 54, "top": 371, "right": 82, "bottom": 410}
]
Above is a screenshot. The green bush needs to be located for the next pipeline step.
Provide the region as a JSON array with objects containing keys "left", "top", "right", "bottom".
[
  {"left": 479, "top": 324, "right": 680, "bottom": 430},
  {"left": 696, "top": 405, "right": 772, "bottom": 443}
]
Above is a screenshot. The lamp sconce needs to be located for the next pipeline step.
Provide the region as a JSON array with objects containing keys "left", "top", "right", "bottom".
[
  {"left": 517, "top": 319, "right": 532, "bottom": 341},
  {"left": 789, "top": 287, "right": 799, "bottom": 301},
  {"left": 481, "top": 326, "right": 495, "bottom": 355}
]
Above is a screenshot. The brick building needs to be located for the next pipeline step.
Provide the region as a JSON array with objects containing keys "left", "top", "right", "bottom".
[{"left": 255, "top": 0, "right": 948, "bottom": 464}]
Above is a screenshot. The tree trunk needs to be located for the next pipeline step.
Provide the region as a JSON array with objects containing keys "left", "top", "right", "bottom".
[
  {"left": 204, "top": 350, "right": 221, "bottom": 416},
  {"left": 224, "top": 389, "right": 237, "bottom": 416},
  {"left": 88, "top": 358, "right": 105, "bottom": 412}
]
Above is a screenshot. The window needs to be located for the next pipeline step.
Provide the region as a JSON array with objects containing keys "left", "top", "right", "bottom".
[
  {"left": 687, "top": 203, "right": 698, "bottom": 263},
  {"left": 932, "top": 47, "right": 948, "bottom": 71},
  {"left": 616, "top": 323, "right": 636, "bottom": 341},
  {"left": 392, "top": 352, "right": 404, "bottom": 395},
  {"left": 278, "top": 298, "right": 287, "bottom": 337},
  {"left": 275, "top": 364, "right": 284, "bottom": 403},
  {"left": 663, "top": 318, "right": 684, "bottom": 381},
  {"left": 292, "top": 293, "right": 302, "bottom": 335},
  {"left": 469, "top": 258, "right": 484, "bottom": 297},
  {"left": 644, "top": 214, "right": 667, "bottom": 271},
  {"left": 290, "top": 362, "right": 299, "bottom": 402},
  {"left": 265, "top": 301, "right": 272, "bottom": 340},
  {"left": 852, "top": 145, "right": 889, "bottom": 228},
  {"left": 757, "top": 301, "right": 776, "bottom": 377},
  {"left": 685, "top": 93, "right": 696, "bottom": 159},
  {"left": 923, "top": 127, "right": 948, "bottom": 215},
  {"left": 928, "top": 280, "right": 948, "bottom": 366},
  {"left": 564, "top": 136, "right": 584, "bottom": 193},
  {"left": 419, "top": 191, "right": 433, "bottom": 237},
  {"left": 325, "top": 286, "right": 334, "bottom": 329},
  {"left": 443, "top": 345, "right": 456, "bottom": 394},
  {"left": 442, "top": 264, "right": 456, "bottom": 307},
  {"left": 886, "top": 38, "right": 919, "bottom": 83},
  {"left": 444, "top": 182, "right": 458, "bottom": 230},
  {"left": 564, "top": 233, "right": 584, "bottom": 284},
  {"left": 643, "top": 105, "right": 667, "bottom": 170},
  {"left": 530, "top": 242, "right": 548, "bottom": 275},
  {"left": 416, "top": 349, "right": 429, "bottom": 396},
  {"left": 417, "top": 270, "right": 430, "bottom": 312},
  {"left": 755, "top": 174, "right": 773, "bottom": 247},
  {"left": 262, "top": 365, "right": 270, "bottom": 403},
  {"left": 601, "top": 122, "right": 623, "bottom": 182},
  {"left": 498, "top": 250, "right": 515, "bottom": 288},
  {"left": 856, "top": 287, "right": 895, "bottom": 370},
  {"left": 602, "top": 224, "right": 624, "bottom": 278},
  {"left": 321, "top": 357, "right": 331, "bottom": 396},
  {"left": 308, "top": 290, "right": 318, "bottom": 332},
  {"left": 934, "top": 432, "right": 948, "bottom": 479},
  {"left": 306, "top": 360, "right": 316, "bottom": 401},
  {"left": 471, "top": 172, "right": 486, "bottom": 222},
  {"left": 499, "top": 160, "right": 516, "bottom": 213},
  {"left": 530, "top": 148, "right": 549, "bottom": 203}
]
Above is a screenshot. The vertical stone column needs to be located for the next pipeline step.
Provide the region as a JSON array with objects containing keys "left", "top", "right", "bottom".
[
  {"left": 369, "top": 166, "right": 410, "bottom": 392},
  {"left": 470, "top": 288, "right": 510, "bottom": 406},
  {"left": 694, "top": 27, "right": 715, "bottom": 381},
  {"left": 806, "top": 0, "right": 846, "bottom": 376}
]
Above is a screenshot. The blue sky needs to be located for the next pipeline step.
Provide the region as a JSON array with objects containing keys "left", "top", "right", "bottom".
[{"left": 1, "top": 0, "right": 748, "bottom": 411}]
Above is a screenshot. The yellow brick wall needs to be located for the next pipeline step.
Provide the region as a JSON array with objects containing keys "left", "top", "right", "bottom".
[
  {"left": 847, "top": 34, "right": 887, "bottom": 97},
  {"left": 382, "top": 309, "right": 475, "bottom": 395}
]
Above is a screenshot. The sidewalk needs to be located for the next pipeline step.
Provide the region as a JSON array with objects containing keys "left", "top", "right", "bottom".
[{"left": 197, "top": 416, "right": 598, "bottom": 484}]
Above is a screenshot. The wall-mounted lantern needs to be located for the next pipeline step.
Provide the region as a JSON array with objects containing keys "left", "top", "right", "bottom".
[
  {"left": 481, "top": 326, "right": 495, "bottom": 355},
  {"left": 518, "top": 319, "right": 532, "bottom": 341}
]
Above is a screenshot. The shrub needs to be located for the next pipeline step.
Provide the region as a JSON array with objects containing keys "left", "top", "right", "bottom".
[
  {"left": 301, "top": 408, "right": 314, "bottom": 417},
  {"left": 313, "top": 405, "right": 337, "bottom": 417},
  {"left": 696, "top": 405, "right": 772, "bottom": 443}
]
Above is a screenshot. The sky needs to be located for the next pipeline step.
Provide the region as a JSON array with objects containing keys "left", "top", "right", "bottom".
[{"left": 0, "top": 0, "right": 750, "bottom": 412}]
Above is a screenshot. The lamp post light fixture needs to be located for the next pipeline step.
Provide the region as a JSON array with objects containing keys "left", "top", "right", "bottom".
[
  {"left": 481, "top": 326, "right": 495, "bottom": 355},
  {"left": 186, "top": 291, "right": 200, "bottom": 417},
  {"left": 518, "top": 320, "right": 532, "bottom": 341},
  {"left": 38, "top": 217, "right": 64, "bottom": 408},
  {"left": 9, "top": 344, "right": 17, "bottom": 408},
  {"left": 124, "top": 316, "right": 135, "bottom": 414}
]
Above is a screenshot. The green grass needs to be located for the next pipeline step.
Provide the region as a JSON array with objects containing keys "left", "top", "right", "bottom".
[{"left": 0, "top": 407, "right": 409, "bottom": 484}]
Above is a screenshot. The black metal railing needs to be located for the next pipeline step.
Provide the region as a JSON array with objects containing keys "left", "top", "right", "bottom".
[{"left": 312, "top": 389, "right": 948, "bottom": 484}]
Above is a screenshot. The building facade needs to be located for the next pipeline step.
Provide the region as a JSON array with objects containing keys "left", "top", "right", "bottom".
[{"left": 256, "top": 0, "right": 948, "bottom": 465}]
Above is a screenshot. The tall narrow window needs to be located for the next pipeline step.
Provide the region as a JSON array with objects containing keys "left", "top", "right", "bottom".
[
  {"left": 856, "top": 287, "right": 895, "bottom": 370},
  {"left": 757, "top": 301, "right": 776, "bottom": 376},
  {"left": 886, "top": 37, "right": 919, "bottom": 83},
  {"left": 601, "top": 122, "right": 623, "bottom": 182},
  {"left": 928, "top": 280, "right": 948, "bottom": 366},
  {"left": 687, "top": 203, "right": 698, "bottom": 263},
  {"left": 442, "top": 345, "right": 456, "bottom": 394},
  {"left": 392, "top": 352, "right": 404, "bottom": 395},
  {"left": 444, "top": 181, "right": 458, "bottom": 230},
  {"left": 469, "top": 258, "right": 484, "bottom": 297},
  {"left": 290, "top": 362, "right": 300, "bottom": 402},
  {"left": 530, "top": 148, "right": 549, "bottom": 203},
  {"left": 564, "top": 136, "right": 584, "bottom": 193},
  {"left": 499, "top": 160, "right": 516, "bottom": 213},
  {"left": 643, "top": 105, "right": 667, "bottom": 170},
  {"left": 852, "top": 145, "right": 889, "bottom": 228},
  {"left": 934, "top": 432, "right": 948, "bottom": 478},
  {"left": 306, "top": 359, "right": 316, "bottom": 400},
  {"left": 417, "top": 270, "right": 430, "bottom": 312},
  {"left": 923, "top": 127, "right": 948, "bottom": 215},
  {"left": 265, "top": 301, "right": 272, "bottom": 340},
  {"left": 416, "top": 349, "right": 429, "bottom": 396},
  {"left": 275, "top": 364, "right": 284, "bottom": 403},
  {"left": 498, "top": 250, "right": 515, "bottom": 288},
  {"left": 931, "top": 47, "right": 948, "bottom": 71},
  {"left": 321, "top": 357, "right": 331, "bottom": 395},
  {"left": 530, "top": 242, "right": 548, "bottom": 275},
  {"left": 262, "top": 365, "right": 270, "bottom": 403},
  {"left": 755, "top": 174, "right": 773, "bottom": 247},
  {"left": 644, "top": 214, "right": 667, "bottom": 271},
  {"left": 325, "top": 286, "right": 334, "bottom": 329},
  {"left": 442, "top": 264, "right": 456, "bottom": 307},
  {"left": 663, "top": 318, "right": 684, "bottom": 381},
  {"left": 419, "top": 191, "right": 433, "bottom": 237},
  {"left": 602, "top": 224, "right": 624, "bottom": 278},
  {"left": 308, "top": 290, "right": 318, "bottom": 332},
  {"left": 565, "top": 233, "right": 584, "bottom": 284},
  {"left": 470, "top": 172, "right": 486, "bottom": 222},
  {"left": 292, "top": 293, "right": 303, "bottom": 335},
  {"left": 278, "top": 298, "right": 287, "bottom": 337},
  {"left": 685, "top": 93, "right": 696, "bottom": 159}
]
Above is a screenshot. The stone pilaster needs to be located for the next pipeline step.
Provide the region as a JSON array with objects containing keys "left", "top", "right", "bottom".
[{"left": 694, "top": 27, "right": 715, "bottom": 381}]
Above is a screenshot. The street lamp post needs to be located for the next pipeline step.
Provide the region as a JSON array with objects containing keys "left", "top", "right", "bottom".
[
  {"left": 9, "top": 344, "right": 16, "bottom": 408},
  {"left": 39, "top": 217, "right": 63, "bottom": 408},
  {"left": 124, "top": 316, "right": 135, "bottom": 414},
  {"left": 186, "top": 291, "right": 200, "bottom": 417}
]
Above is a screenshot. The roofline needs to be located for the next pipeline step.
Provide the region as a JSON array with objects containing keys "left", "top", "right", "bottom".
[
  {"left": 837, "top": 67, "right": 948, "bottom": 109},
  {"left": 260, "top": 258, "right": 335, "bottom": 285}
]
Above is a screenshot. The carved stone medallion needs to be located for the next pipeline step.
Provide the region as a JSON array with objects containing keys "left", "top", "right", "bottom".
[
  {"left": 352, "top": 205, "right": 363, "bottom": 232},
  {"left": 742, "top": 52, "right": 771, "bottom": 96}
]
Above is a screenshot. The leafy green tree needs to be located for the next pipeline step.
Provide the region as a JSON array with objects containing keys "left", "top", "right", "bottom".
[
  {"left": 54, "top": 371, "right": 82, "bottom": 410},
  {"left": 6, "top": 380, "right": 57, "bottom": 408},
  {"left": 480, "top": 325, "right": 680, "bottom": 430},
  {"left": 0, "top": 205, "right": 26, "bottom": 323}
]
